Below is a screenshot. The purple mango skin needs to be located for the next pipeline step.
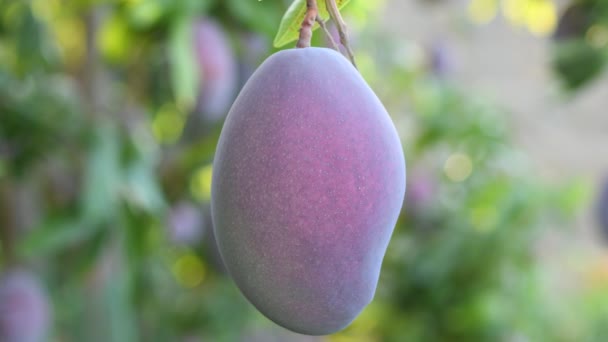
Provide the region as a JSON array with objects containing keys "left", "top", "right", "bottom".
[{"left": 211, "top": 47, "right": 406, "bottom": 335}]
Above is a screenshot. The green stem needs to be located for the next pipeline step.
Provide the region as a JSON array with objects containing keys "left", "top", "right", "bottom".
[
  {"left": 316, "top": 16, "right": 340, "bottom": 51},
  {"left": 326, "top": 0, "right": 357, "bottom": 68}
]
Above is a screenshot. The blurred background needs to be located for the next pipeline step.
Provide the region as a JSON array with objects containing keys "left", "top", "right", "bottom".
[{"left": 0, "top": 0, "right": 607, "bottom": 341}]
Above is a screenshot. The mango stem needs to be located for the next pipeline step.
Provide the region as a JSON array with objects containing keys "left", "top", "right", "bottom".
[
  {"left": 326, "top": 0, "right": 357, "bottom": 68},
  {"left": 296, "top": 0, "right": 318, "bottom": 48},
  {"left": 316, "top": 16, "right": 340, "bottom": 51}
]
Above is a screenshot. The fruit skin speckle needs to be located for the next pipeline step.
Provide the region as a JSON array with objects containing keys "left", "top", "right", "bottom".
[{"left": 211, "top": 47, "right": 406, "bottom": 335}]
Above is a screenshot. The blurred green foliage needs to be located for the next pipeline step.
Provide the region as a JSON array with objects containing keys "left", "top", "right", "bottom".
[
  {"left": 552, "top": 0, "right": 608, "bottom": 90},
  {"left": 0, "top": 0, "right": 603, "bottom": 341}
]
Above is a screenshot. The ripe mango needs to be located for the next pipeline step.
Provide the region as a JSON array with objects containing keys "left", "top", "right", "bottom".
[{"left": 211, "top": 47, "right": 406, "bottom": 335}]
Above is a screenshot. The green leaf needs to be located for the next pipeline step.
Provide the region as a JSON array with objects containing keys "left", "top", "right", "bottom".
[
  {"left": 123, "top": 163, "right": 166, "bottom": 213},
  {"left": 552, "top": 178, "right": 593, "bottom": 217},
  {"left": 552, "top": 39, "right": 607, "bottom": 91},
  {"left": 104, "top": 248, "right": 139, "bottom": 342},
  {"left": 18, "top": 218, "right": 101, "bottom": 258},
  {"left": 273, "top": 0, "right": 352, "bottom": 48},
  {"left": 174, "top": 0, "right": 214, "bottom": 16},
  {"left": 82, "top": 123, "right": 121, "bottom": 223},
  {"left": 126, "top": 0, "right": 167, "bottom": 29},
  {"left": 226, "top": 0, "right": 283, "bottom": 35},
  {"left": 169, "top": 15, "right": 199, "bottom": 111}
]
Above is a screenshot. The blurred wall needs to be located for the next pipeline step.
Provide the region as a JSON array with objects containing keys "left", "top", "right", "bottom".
[
  {"left": 382, "top": 0, "right": 608, "bottom": 287},
  {"left": 383, "top": 0, "right": 607, "bottom": 180}
]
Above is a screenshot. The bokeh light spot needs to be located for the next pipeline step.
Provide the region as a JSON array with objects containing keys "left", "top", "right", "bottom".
[
  {"left": 525, "top": 0, "right": 557, "bottom": 37},
  {"left": 98, "top": 15, "right": 131, "bottom": 62},
  {"left": 470, "top": 205, "right": 498, "bottom": 232},
  {"left": 502, "top": 0, "right": 529, "bottom": 27},
  {"left": 444, "top": 153, "right": 473, "bottom": 182},
  {"left": 586, "top": 25, "right": 608, "bottom": 48},
  {"left": 53, "top": 18, "right": 85, "bottom": 66},
  {"left": 345, "top": 0, "right": 385, "bottom": 28},
  {"left": 31, "top": 0, "right": 57, "bottom": 21},
  {"left": 127, "top": 0, "right": 164, "bottom": 29},
  {"left": 152, "top": 104, "right": 185, "bottom": 144},
  {"left": 172, "top": 254, "right": 206, "bottom": 288},
  {"left": 468, "top": 0, "right": 499, "bottom": 24},
  {"left": 190, "top": 164, "right": 213, "bottom": 201}
]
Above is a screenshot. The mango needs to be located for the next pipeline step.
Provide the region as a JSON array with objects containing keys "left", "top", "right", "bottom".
[{"left": 211, "top": 47, "right": 405, "bottom": 335}]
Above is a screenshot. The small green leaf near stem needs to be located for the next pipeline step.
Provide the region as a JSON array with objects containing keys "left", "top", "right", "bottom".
[{"left": 274, "top": 0, "right": 353, "bottom": 48}]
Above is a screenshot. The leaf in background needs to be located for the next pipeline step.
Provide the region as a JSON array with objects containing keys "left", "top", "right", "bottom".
[
  {"left": 225, "top": 0, "right": 282, "bottom": 36},
  {"left": 169, "top": 15, "right": 199, "bottom": 111},
  {"left": 105, "top": 287, "right": 138, "bottom": 342},
  {"left": 174, "top": 0, "right": 214, "bottom": 15},
  {"left": 123, "top": 163, "right": 166, "bottom": 213},
  {"left": 103, "top": 247, "right": 139, "bottom": 342},
  {"left": 552, "top": 39, "right": 607, "bottom": 91},
  {"left": 18, "top": 218, "right": 100, "bottom": 258},
  {"left": 552, "top": 178, "right": 593, "bottom": 217},
  {"left": 553, "top": 1, "right": 593, "bottom": 41},
  {"left": 273, "top": 0, "right": 352, "bottom": 48},
  {"left": 121, "top": 121, "right": 166, "bottom": 212},
  {"left": 98, "top": 14, "right": 133, "bottom": 63},
  {"left": 126, "top": 0, "right": 167, "bottom": 30},
  {"left": 82, "top": 123, "right": 121, "bottom": 223}
]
